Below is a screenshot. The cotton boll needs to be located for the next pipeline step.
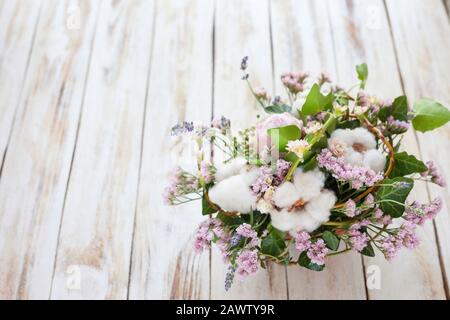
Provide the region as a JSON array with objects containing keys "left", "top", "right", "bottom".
[
  {"left": 214, "top": 157, "right": 247, "bottom": 182},
  {"left": 256, "top": 198, "right": 273, "bottom": 214},
  {"left": 331, "top": 129, "right": 355, "bottom": 146},
  {"left": 239, "top": 166, "right": 260, "bottom": 185},
  {"left": 295, "top": 212, "right": 322, "bottom": 233},
  {"left": 306, "top": 190, "right": 336, "bottom": 223},
  {"left": 269, "top": 209, "right": 298, "bottom": 232},
  {"left": 272, "top": 182, "right": 299, "bottom": 208},
  {"left": 352, "top": 127, "right": 376, "bottom": 150},
  {"left": 208, "top": 175, "right": 256, "bottom": 213},
  {"left": 363, "top": 149, "right": 387, "bottom": 173},
  {"left": 293, "top": 168, "right": 325, "bottom": 201},
  {"left": 344, "top": 148, "right": 364, "bottom": 166}
]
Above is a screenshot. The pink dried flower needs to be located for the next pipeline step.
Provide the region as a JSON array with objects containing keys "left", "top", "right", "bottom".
[
  {"left": 349, "top": 230, "right": 369, "bottom": 252},
  {"left": 294, "top": 231, "right": 311, "bottom": 253},
  {"left": 317, "top": 149, "right": 383, "bottom": 189},
  {"left": 307, "top": 239, "right": 328, "bottom": 266},
  {"left": 344, "top": 199, "right": 357, "bottom": 217},
  {"left": 236, "top": 249, "right": 259, "bottom": 278},
  {"left": 200, "top": 160, "right": 215, "bottom": 184},
  {"left": 236, "top": 223, "right": 257, "bottom": 239},
  {"left": 422, "top": 161, "right": 446, "bottom": 187},
  {"left": 281, "top": 71, "right": 309, "bottom": 94}
]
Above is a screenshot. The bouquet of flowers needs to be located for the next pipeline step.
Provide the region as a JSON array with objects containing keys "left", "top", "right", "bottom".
[{"left": 164, "top": 57, "right": 450, "bottom": 290}]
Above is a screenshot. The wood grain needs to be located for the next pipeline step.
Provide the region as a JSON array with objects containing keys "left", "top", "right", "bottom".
[
  {"left": 270, "top": 0, "right": 367, "bottom": 300},
  {"left": 327, "top": 0, "right": 446, "bottom": 299},
  {"left": 386, "top": 0, "right": 450, "bottom": 298},
  {"left": 210, "top": 0, "right": 288, "bottom": 299},
  {"left": 0, "top": 0, "right": 41, "bottom": 170},
  {"left": 127, "top": 0, "right": 214, "bottom": 299},
  {"left": 50, "top": 0, "right": 155, "bottom": 299},
  {"left": 0, "top": 0, "right": 101, "bottom": 299}
]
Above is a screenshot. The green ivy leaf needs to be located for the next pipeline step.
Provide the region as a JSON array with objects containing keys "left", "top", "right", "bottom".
[
  {"left": 391, "top": 96, "right": 408, "bottom": 121},
  {"left": 355, "top": 63, "right": 368, "bottom": 89},
  {"left": 336, "top": 119, "right": 360, "bottom": 129},
  {"left": 390, "top": 151, "right": 427, "bottom": 177},
  {"left": 376, "top": 177, "right": 414, "bottom": 218},
  {"left": 301, "top": 84, "right": 334, "bottom": 115},
  {"left": 264, "top": 104, "right": 292, "bottom": 114},
  {"left": 261, "top": 228, "right": 286, "bottom": 258},
  {"left": 360, "top": 242, "right": 375, "bottom": 257},
  {"left": 412, "top": 98, "right": 450, "bottom": 132},
  {"left": 377, "top": 96, "right": 408, "bottom": 122},
  {"left": 298, "top": 251, "right": 325, "bottom": 271},
  {"left": 202, "top": 194, "right": 217, "bottom": 215},
  {"left": 267, "top": 125, "right": 301, "bottom": 152},
  {"left": 322, "top": 231, "right": 340, "bottom": 251}
]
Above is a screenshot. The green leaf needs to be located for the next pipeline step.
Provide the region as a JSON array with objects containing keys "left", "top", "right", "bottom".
[
  {"left": 390, "top": 96, "right": 408, "bottom": 121},
  {"left": 390, "top": 151, "right": 427, "bottom": 177},
  {"left": 355, "top": 63, "right": 368, "bottom": 89},
  {"left": 376, "top": 177, "right": 414, "bottom": 218},
  {"left": 261, "top": 228, "right": 286, "bottom": 258},
  {"left": 202, "top": 194, "right": 217, "bottom": 215},
  {"left": 412, "top": 98, "right": 450, "bottom": 132},
  {"left": 264, "top": 104, "right": 292, "bottom": 114},
  {"left": 298, "top": 251, "right": 325, "bottom": 271},
  {"left": 301, "top": 155, "right": 318, "bottom": 171},
  {"left": 360, "top": 242, "right": 375, "bottom": 257},
  {"left": 267, "top": 125, "right": 301, "bottom": 152},
  {"left": 322, "top": 231, "right": 340, "bottom": 251},
  {"left": 301, "top": 84, "right": 334, "bottom": 115},
  {"left": 216, "top": 212, "right": 244, "bottom": 226}
]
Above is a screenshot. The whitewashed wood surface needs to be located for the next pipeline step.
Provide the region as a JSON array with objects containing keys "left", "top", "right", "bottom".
[{"left": 0, "top": 0, "right": 448, "bottom": 299}]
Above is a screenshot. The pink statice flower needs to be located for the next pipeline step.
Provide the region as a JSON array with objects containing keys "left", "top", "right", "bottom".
[
  {"left": 294, "top": 231, "right": 311, "bottom": 253},
  {"left": 254, "top": 87, "right": 271, "bottom": 102},
  {"left": 381, "top": 222, "right": 420, "bottom": 261},
  {"left": 236, "top": 249, "right": 259, "bottom": 278},
  {"left": 421, "top": 161, "right": 446, "bottom": 187},
  {"left": 317, "top": 149, "right": 383, "bottom": 189},
  {"left": 194, "top": 218, "right": 229, "bottom": 255},
  {"left": 349, "top": 230, "right": 369, "bottom": 252},
  {"left": 364, "top": 194, "right": 375, "bottom": 207},
  {"left": 251, "top": 166, "right": 273, "bottom": 196},
  {"left": 236, "top": 223, "right": 257, "bottom": 239},
  {"left": 200, "top": 160, "right": 215, "bottom": 184},
  {"left": 163, "top": 167, "right": 199, "bottom": 205},
  {"left": 281, "top": 71, "right": 309, "bottom": 94},
  {"left": 307, "top": 239, "right": 328, "bottom": 266},
  {"left": 274, "top": 159, "right": 291, "bottom": 185},
  {"left": 344, "top": 199, "right": 357, "bottom": 217},
  {"left": 404, "top": 197, "right": 443, "bottom": 225}
]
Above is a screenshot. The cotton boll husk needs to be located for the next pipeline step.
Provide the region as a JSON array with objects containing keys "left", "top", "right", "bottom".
[
  {"left": 239, "top": 166, "right": 260, "bottom": 185},
  {"left": 344, "top": 148, "right": 364, "bottom": 166},
  {"left": 305, "top": 190, "right": 337, "bottom": 223},
  {"left": 352, "top": 127, "right": 376, "bottom": 150},
  {"left": 295, "top": 212, "right": 322, "bottom": 233},
  {"left": 363, "top": 149, "right": 386, "bottom": 173},
  {"left": 214, "top": 157, "right": 247, "bottom": 182},
  {"left": 208, "top": 175, "right": 256, "bottom": 213},
  {"left": 330, "top": 129, "right": 355, "bottom": 146},
  {"left": 272, "top": 182, "right": 299, "bottom": 208},
  {"left": 293, "top": 168, "right": 325, "bottom": 201}
]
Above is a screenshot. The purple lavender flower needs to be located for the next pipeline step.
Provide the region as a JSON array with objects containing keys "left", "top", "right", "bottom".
[
  {"left": 224, "top": 266, "right": 235, "bottom": 291},
  {"left": 171, "top": 121, "right": 194, "bottom": 136}
]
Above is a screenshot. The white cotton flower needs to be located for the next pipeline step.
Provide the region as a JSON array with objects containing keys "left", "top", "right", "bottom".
[
  {"left": 239, "top": 166, "right": 260, "bottom": 185},
  {"left": 256, "top": 198, "right": 273, "bottom": 214},
  {"left": 293, "top": 168, "right": 325, "bottom": 202},
  {"left": 363, "top": 149, "right": 386, "bottom": 173},
  {"left": 329, "top": 127, "right": 385, "bottom": 172},
  {"left": 214, "top": 157, "right": 247, "bottom": 182},
  {"left": 269, "top": 169, "right": 336, "bottom": 233},
  {"left": 272, "top": 182, "right": 298, "bottom": 208},
  {"left": 208, "top": 174, "right": 256, "bottom": 213}
]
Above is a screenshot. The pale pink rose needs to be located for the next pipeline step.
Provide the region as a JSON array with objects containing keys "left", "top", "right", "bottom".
[{"left": 255, "top": 113, "right": 303, "bottom": 154}]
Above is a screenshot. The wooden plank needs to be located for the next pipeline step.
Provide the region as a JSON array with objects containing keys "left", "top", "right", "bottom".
[
  {"left": 270, "top": 0, "right": 367, "bottom": 300},
  {"left": 210, "top": 0, "right": 288, "bottom": 299},
  {"left": 386, "top": 0, "right": 450, "bottom": 298},
  {"left": 327, "top": 0, "right": 446, "bottom": 299},
  {"left": 0, "top": 1, "right": 101, "bottom": 299},
  {"left": 127, "top": 0, "right": 214, "bottom": 299},
  {"left": 50, "top": 0, "right": 154, "bottom": 299},
  {"left": 0, "top": 0, "right": 41, "bottom": 170}
]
